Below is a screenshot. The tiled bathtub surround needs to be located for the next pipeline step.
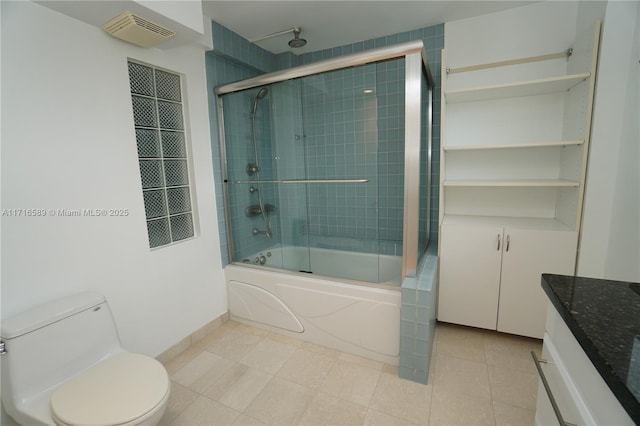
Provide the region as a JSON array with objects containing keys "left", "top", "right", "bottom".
[
  {"left": 400, "top": 250, "right": 438, "bottom": 383},
  {"left": 206, "top": 21, "right": 443, "bottom": 265},
  {"left": 154, "top": 319, "right": 541, "bottom": 425}
]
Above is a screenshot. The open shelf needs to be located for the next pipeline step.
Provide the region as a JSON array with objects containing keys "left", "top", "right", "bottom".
[
  {"left": 443, "top": 140, "right": 584, "bottom": 151},
  {"left": 445, "top": 73, "right": 590, "bottom": 103},
  {"left": 442, "top": 179, "right": 579, "bottom": 188}
]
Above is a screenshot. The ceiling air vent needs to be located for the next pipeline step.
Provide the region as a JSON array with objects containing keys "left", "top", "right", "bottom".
[{"left": 102, "top": 11, "right": 176, "bottom": 48}]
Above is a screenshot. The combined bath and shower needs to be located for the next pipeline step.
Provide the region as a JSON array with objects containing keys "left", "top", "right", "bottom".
[{"left": 249, "top": 87, "right": 273, "bottom": 238}]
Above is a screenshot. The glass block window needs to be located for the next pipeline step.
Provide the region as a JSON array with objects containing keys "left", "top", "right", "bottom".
[{"left": 128, "top": 61, "right": 195, "bottom": 248}]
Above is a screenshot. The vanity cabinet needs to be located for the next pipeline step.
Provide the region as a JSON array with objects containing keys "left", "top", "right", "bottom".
[
  {"left": 534, "top": 301, "right": 636, "bottom": 425},
  {"left": 536, "top": 275, "right": 640, "bottom": 425},
  {"left": 438, "top": 219, "right": 577, "bottom": 338}
]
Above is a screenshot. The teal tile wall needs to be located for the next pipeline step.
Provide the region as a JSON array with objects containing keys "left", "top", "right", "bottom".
[
  {"left": 206, "top": 20, "right": 443, "bottom": 264},
  {"left": 297, "top": 25, "right": 443, "bottom": 246},
  {"left": 206, "top": 22, "right": 278, "bottom": 264}
]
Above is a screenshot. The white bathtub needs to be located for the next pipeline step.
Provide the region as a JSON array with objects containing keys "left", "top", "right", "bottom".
[
  {"left": 226, "top": 247, "right": 402, "bottom": 364},
  {"left": 239, "top": 245, "right": 402, "bottom": 286}
]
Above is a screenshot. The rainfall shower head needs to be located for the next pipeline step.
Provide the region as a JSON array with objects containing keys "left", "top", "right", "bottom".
[
  {"left": 249, "top": 26, "right": 307, "bottom": 49},
  {"left": 251, "top": 87, "right": 269, "bottom": 115},
  {"left": 289, "top": 29, "right": 307, "bottom": 48}
]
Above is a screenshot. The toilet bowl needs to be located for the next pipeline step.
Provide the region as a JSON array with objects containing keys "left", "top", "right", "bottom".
[
  {"left": 0, "top": 292, "right": 170, "bottom": 426},
  {"left": 50, "top": 353, "right": 170, "bottom": 426}
]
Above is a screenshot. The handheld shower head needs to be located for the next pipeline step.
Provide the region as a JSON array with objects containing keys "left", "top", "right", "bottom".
[
  {"left": 289, "top": 29, "right": 307, "bottom": 48},
  {"left": 251, "top": 87, "right": 269, "bottom": 115},
  {"left": 256, "top": 87, "right": 269, "bottom": 100}
]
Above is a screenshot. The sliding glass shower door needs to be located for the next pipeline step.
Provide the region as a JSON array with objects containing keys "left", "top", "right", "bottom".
[{"left": 217, "top": 41, "right": 433, "bottom": 285}]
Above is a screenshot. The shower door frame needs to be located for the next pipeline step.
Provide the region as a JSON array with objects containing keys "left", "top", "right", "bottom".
[{"left": 215, "top": 40, "right": 434, "bottom": 282}]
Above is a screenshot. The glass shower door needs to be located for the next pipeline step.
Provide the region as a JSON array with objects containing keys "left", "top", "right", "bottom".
[
  {"left": 270, "top": 79, "right": 312, "bottom": 273},
  {"left": 297, "top": 63, "right": 381, "bottom": 283},
  {"left": 221, "top": 88, "right": 284, "bottom": 269}
]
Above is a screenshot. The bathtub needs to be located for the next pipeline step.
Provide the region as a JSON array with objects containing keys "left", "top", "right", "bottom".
[
  {"left": 226, "top": 246, "right": 402, "bottom": 364},
  {"left": 239, "top": 245, "right": 402, "bottom": 286}
]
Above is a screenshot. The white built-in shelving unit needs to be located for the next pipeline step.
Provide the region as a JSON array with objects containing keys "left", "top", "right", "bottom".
[{"left": 437, "top": 20, "right": 602, "bottom": 339}]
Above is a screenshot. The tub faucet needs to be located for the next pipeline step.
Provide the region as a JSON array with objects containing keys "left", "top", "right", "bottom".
[{"left": 252, "top": 228, "right": 272, "bottom": 238}]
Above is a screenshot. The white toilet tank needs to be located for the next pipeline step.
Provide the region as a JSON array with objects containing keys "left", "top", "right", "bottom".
[{"left": 1, "top": 292, "right": 125, "bottom": 424}]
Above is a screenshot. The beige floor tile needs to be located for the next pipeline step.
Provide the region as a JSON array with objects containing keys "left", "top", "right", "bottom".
[
  {"left": 241, "top": 337, "right": 299, "bottom": 374},
  {"left": 484, "top": 332, "right": 542, "bottom": 375},
  {"left": 382, "top": 363, "right": 398, "bottom": 376},
  {"left": 171, "top": 351, "right": 226, "bottom": 389},
  {"left": 277, "top": 348, "right": 337, "bottom": 389},
  {"left": 298, "top": 392, "right": 367, "bottom": 425},
  {"left": 484, "top": 331, "right": 542, "bottom": 357},
  {"left": 432, "top": 353, "right": 491, "bottom": 400},
  {"left": 428, "top": 352, "right": 438, "bottom": 384},
  {"left": 159, "top": 320, "right": 546, "bottom": 426},
  {"left": 320, "top": 359, "right": 382, "bottom": 407},
  {"left": 203, "top": 363, "right": 273, "bottom": 411},
  {"left": 493, "top": 400, "right": 536, "bottom": 426},
  {"left": 232, "top": 414, "right": 267, "bottom": 425},
  {"left": 157, "top": 336, "right": 191, "bottom": 366},
  {"left": 485, "top": 347, "right": 537, "bottom": 375},
  {"left": 363, "top": 409, "right": 419, "bottom": 426},
  {"left": 429, "top": 387, "right": 495, "bottom": 426},
  {"left": 191, "top": 321, "right": 239, "bottom": 351},
  {"left": 302, "top": 341, "right": 341, "bottom": 358},
  {"left": 267, "top": 331, "right": 306, "bottom": 348},
  {"left": 206, "top": 328, "right": 265, "bottom": 359},
  {"left": 189, "top": 356, "right": 236, "bottom": 394},
  {"left": 435, "top": 323, "right": 487, "bottom": 363},
  {"left": 235, "top": 322, "right": 271, "bottom": 336},
  {"left": 488, "top": 365, "right": 538, "bottom": 410},
  {"left": 339, "top": 352, "right": 384, "bottom": 371},
  {"left": 245, "top": 377, "right": 316, "bottom": 425},
  {"left": 369, "top": 372, "right": 432, "bottom": 424},
  {"left": 157, "top": 382, "right": 199, "bottom": 426},
  {"left": 169, "top": 395, "right": 240, "bottom": 426},
  {"left": 162, "top": 344, "right": 206, "bottom": 376}
]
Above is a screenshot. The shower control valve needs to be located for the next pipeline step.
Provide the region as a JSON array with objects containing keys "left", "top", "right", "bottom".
[{"left": 246, "top": 163, "right": 260, "bottom": 176}]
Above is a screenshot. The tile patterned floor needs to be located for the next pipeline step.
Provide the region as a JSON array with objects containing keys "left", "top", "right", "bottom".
[{"left": 159, "top": 320, "right": 542, "bottom": 426}]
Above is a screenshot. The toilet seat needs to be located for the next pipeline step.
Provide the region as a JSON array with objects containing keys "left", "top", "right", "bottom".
[{"left": 50, "top": 352, "right": 170, "bottom": 426}]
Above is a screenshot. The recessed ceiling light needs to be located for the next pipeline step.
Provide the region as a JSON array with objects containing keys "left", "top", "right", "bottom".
[{"left": 363, "top": 89, "right": 374, "bottom": 94}]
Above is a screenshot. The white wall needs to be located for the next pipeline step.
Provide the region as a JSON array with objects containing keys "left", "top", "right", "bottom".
[
  {"left": 1, "top": 1, "right": 226, "bottom": 357},
  {"left": 444, "top": 1, "right": 578, "bottom": 87},
  {"left": 578, "top": 1, "right": 640, "bottom": 282}
]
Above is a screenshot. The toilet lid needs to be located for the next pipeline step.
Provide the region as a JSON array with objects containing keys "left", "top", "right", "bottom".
[{"left": 51, "top": 352, "right": 169, "bottom": 426}]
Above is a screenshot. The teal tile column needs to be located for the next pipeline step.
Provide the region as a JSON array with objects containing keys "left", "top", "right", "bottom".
[{"left": 399, "top": 247, "right": 438, "bottom": 384}]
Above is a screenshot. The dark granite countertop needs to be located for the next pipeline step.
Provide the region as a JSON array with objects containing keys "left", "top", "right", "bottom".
[{"left": 542, "top": 274, "right": 640, "bottom": 423}]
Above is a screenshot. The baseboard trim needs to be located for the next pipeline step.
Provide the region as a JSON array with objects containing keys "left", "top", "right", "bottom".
[{"left": 155, "top": 311, "right": 230, "bottom": 365}]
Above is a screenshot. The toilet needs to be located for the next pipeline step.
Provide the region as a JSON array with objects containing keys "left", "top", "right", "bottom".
[{"left": 1, "top": 292, "right": 170, "bottom": 426}]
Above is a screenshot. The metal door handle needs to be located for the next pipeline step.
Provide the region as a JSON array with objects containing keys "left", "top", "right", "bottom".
[
  {"left": 497, "top": 234, "right": 501, "bottom": 251},
  {"left": 530, "top": 351, "right": 577, "bottom": 426},
  {"left": 506, "top": 235, "right": 510, "bottom": 252}
]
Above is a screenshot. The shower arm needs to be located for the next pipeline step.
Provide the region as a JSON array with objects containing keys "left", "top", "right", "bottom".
[{"left": 249, "top": 27, "right": 300, "bottom": 44}]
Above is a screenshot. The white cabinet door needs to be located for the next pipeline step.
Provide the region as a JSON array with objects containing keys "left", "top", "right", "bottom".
[
  {"left": 497, "top": 228, "right": 577, "bottom": 338},
  {"left": 438, "top": 223, "right": 503, "bottom": 330}
]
